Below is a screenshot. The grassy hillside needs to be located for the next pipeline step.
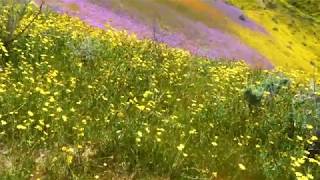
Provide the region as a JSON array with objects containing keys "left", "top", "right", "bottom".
[
  {"left": 227, "top": 0, "right": 320, "bottom": 71},
  {"left": 45, "top": 0, "right": 320, "bottom": 71},
  {"left": 0, "top": 2, "right": 320, "bottom": 179},
  {"left": 287, "top": 0, "right": 320, "bottom": 19}
]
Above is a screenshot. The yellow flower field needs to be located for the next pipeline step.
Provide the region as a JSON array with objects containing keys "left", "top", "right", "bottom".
[{"left": 0, "top": 2, "right": 319, "bottom": 179}]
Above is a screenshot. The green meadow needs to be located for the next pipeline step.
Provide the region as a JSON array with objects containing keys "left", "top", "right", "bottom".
[{"left": 0, "top": 1, "right": 319, "bottom": 179}]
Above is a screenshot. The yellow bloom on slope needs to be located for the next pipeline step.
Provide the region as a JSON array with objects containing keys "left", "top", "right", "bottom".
[
  {"left": 136, "top": 105, "right": 145, "bottom": 111},
  {"left": 49, "top": 96, "right": 55, "bottom": 102},
  {"left": 177, "top": 144, "right": 185, "bottom": 151},
  {"left": 62, "top": 115, "right": 68, "bottom": 122},
  {"left": 306, "top": 124, "right": 313, "bottom": 130},
  {"left": 137, "top": 131, "right": 143, "bottom": 137},
  {"left": 17, "top": 124, "right": 27, "bottom": 130},
  {"left": 57, "top": 107, "right": 63, "bottom": 113},
  {"left": 66, "top": 155, "right": 73, "bottom": 165},
  {"left": 211, "top": 142, "right": 218, "bottom": 146},
  {"left": 27, "top": 111, "right": 34, "bottom": 117},
  {"left": 238, "top": 163, "right": 246, "bottom": 170}
]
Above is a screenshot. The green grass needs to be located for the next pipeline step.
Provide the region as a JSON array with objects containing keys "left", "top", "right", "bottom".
[{"left": 0, "top": 2, "right": 319, "bottom": 179}]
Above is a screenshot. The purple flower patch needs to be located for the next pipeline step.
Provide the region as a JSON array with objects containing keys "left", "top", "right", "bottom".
[{"left": 42, "top": 0, "right": 273, "bottom": 68}]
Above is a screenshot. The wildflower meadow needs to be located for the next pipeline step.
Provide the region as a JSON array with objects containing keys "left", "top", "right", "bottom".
[{"left": 0, "top": 1, "right": 319, "bottom": 179}]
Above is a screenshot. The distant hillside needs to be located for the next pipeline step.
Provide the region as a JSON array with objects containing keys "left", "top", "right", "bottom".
[
  {"left": 227, "top": 0, "right": 320, "bottom": 70},
  {"left": 43, "top": 0, "right": 320, "bottom": 71},
  {"left": 288, "top": 0, "right": 320, "bottom": 19}
]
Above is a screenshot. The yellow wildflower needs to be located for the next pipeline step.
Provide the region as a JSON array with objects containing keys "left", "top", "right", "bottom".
[{"left": 238, "top": 163, "right": 246, "bottom": 170}]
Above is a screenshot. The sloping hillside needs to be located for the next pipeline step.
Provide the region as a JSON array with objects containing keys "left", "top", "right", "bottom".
[
  {"left": 287, "top": 0, "right": 320, "bottom": 19},
  {"left": 42, "top": 0, "right": 320, "bottom": 71},
  {"left": 1, "top": 1, "right": 320, "bottom": 179},
  {"left": 227, "top": 0, "right": 320, "bottom": 70}
]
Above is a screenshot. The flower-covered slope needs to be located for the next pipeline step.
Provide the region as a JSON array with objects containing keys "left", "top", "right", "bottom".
[
  {"left": 42, "top": 0, "right": 320, "bottom": 71},
  {"left": 1, "top": 2, "right": 320, "bottom": 179}
]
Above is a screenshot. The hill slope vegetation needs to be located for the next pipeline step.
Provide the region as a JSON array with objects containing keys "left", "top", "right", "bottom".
[{"left": 0, "top": 2, "right": 319, "bottom": 179}]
